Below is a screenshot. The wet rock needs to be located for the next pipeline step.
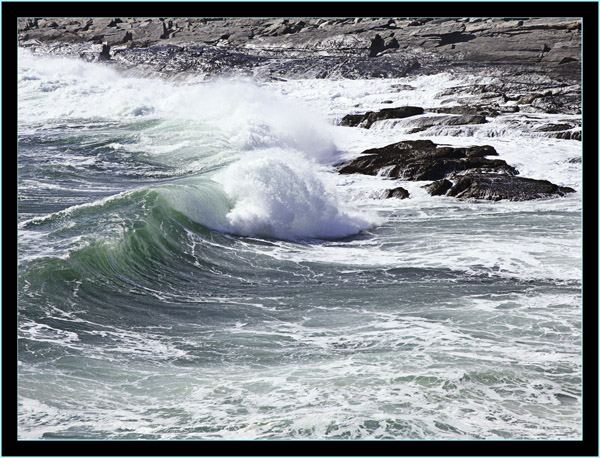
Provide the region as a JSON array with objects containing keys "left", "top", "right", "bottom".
[
  {"left": 428, "top": 104, "right": 519, "bottom": 117},
  {"left": 98, "top": 43, "right": 111, "bottom": 61},
  {"left": 432, "top": 77, "right": 580, "bottom": 116},
  {"left": 337, "top": 140, "right": 517, "bottom": 181},
  {"left": 553, "top": 130, "right": 581, "bottom": 141},
  {"left": 340, "top": 106, "right": 424, "bottom": 128},
  {"left": 381, "top": 187, "right": 410, "bottom": 199},
  {"left": 529, "top": 93, "right": 581, "bottom": 114},
  {"left": 423, "top": 179, "right": 453, "bottom": 196},
  {"left": 391, "top": 83, "right": 416, "bottom": 91},
  {"left": 517, "top": 93, "right": 544, "bottom": 105},
  {"left": 426, "top": 171, "right": 576, "bottom": 201},
  {"left": 400, "top": 114, "right": 487, "bottom": 133}
]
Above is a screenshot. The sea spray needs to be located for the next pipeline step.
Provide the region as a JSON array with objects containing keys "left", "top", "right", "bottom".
[{"left": 214, "top": 149, "right": 378, "bottom": 240}]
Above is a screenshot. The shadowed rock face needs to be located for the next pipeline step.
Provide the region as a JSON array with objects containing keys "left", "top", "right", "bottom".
[
  {"left": 337, "top": 140, "right": 575, "bottom": 201},
  {"left": 400, "top": 114, "right": 488, "bottom": 133},
  {"left": 337, "top": 140, "right": 517, "bottom": 181},
  {"left": 381, "top": 187, "right": 410, "bottom": 199},
  {"left": 426, "top": 172, "right": 576, "bottom": 201},
  {"left": 340, "top": 106, "right": 424, "bottom": 128}
]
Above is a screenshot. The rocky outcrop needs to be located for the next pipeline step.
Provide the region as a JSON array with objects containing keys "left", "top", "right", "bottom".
[
  {"left": 369, "top": 33, "right": 399, "bottom": 57},
  {"left": 424, "top": 171, "right": 575, "bottom": 201},
  {"left": 381, "top": 187, "right": 410, "bottom": 199},
  {"left": 399, "top": 114, "right": 487, "bottom": 134},
  {"left": 337, "top": 140, "right": 575, "bottom": 201},
  {"left": 430, "top": 77, "right": 581, "bottom": 116},
  {"left": 337, "top": 140, "right": 517, "bottom": 181},
  {"left": 18, "top": 17, "right": 581, "bottom": 84},
  {"left": 340, "top": 106, "right": 424, "bottom": 128}
]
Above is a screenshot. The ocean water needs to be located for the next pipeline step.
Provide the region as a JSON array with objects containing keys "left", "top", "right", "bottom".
[{"left": 17, "top": 49, "right": 582, "bottom": 440}]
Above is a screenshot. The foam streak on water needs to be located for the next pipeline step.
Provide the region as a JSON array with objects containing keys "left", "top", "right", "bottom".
[{"left": 17, "top": 49, "right": 581, "bottom": 440}]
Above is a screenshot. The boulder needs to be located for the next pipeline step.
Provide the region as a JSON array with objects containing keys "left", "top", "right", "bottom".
[
  {"left": 424, "top": 171, "right": 576, "bottom": 201},
  {"left": 130, "top": 20, "right": 167, "bottom": 46},
  {"left": 428, "top": 105, "right": 519, "bottom": 117},
  {"left": 340, "top": 106, "right": 424, "bottom": 128},
  {"left": 103, "top": 29, "right": 132, "bottom": 46},
  {"left": 381, "top": 187, "right": 410, "bottom": 199},
  {"left": 423, "top": 179, "right": 453, "bottom": 196},
  {"left": 337, "top": 140, "right": 516, "bottom": 180},
  {"left": 400, "top": 114, "right": 487, "bottom": 133},
  {"left": 369, "top": 33, "right": 399, "bottom": 57}
]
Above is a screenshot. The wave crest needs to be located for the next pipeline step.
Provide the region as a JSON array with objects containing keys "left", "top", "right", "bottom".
[{"left": 215, "top": 150, "right": 377, "bottom": 241}]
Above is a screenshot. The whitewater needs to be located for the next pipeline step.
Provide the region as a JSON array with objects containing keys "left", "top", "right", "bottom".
[{"left": 17, "top": 49, "right": 582, "bottom": 440}]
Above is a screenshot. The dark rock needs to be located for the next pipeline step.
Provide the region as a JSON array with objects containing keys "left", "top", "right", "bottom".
[
  {"left": 98, "top": 43, "right": 111, "bottom": 61},
  {"left": 381, "top": 187, "right": 410, "bottom": 199},
  {"left": 369, "top": 34, "right": 385, "bottom": 57},
  {"left": 517, "top": 93, "right": 543, "bottom": 105},
  {"left": 430, "top": 172, "right": 576, "bottom": 201},
  {"left": 428, "top": 104, "right": 520, "bottom": 117},
  {"left": 339, "top": 113, "right": 367, "bottom": 127},
  {"left": 391, "top": 83, "right": 416, "bottom": 91},
  {"left": 433, "top": 76, "right": 580, "bottom": 116},
  {"left": 530, "top": 93, "right": 581, "bottom": 114},
  {"left": 428, "top": 105, "right": 481, "bottom": 115},
  {"left": 553, "top": 130, "right": 581, "bottom": 141},
  {"left": 337, "top": 140, "right": 516, "bottom": 181},
  {"left": 91, "top": 18, "right": 120, "bottom": 29},
  {"left": 423, "top": 179, "right": 453, "bottom": 196},
  {"left": 369, "top": 33, "right": 400, "bottom": 57},
  {"left": 535, "top": 123, "right": 575, "bottom": 132},
  {"left": 340, "top": 106, "right": 424, "bottom": 128},
  {"left": 559, "top": 56, "right": 578, "bottom": 65},
  {"left": 400, "top": 114, "right": 487, "bottom": 133}
]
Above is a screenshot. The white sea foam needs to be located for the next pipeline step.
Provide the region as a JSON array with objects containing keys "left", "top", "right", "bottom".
[{"left": 213, "top": 150, "right": 378, "bottom": 240}]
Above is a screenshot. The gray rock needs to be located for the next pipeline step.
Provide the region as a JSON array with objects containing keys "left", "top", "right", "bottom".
[
  {"left": 381, "top": 187, "right": 410, "bottom": 199},
  {"left": 400, "top": 114, "right": 487, "bottom": 134},
  {"left": 340, "top": 106, "right": 424, "bottom": 128},
  {"left": 17, "top": 17, "right": 581, "bottom": 87},
  {"left": 428, "top": 105, "right": 519, "bottom": 117},
  {"left": 428, "top": 172, "right": 576, "bottom": 201},
  {"left": 130, "top": 21, "right": 166, "bottom": 46}
]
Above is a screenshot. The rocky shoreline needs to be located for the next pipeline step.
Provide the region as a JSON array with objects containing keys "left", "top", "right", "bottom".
[
  {"left": 336, "top": 139, "right": 575, "bottom": 201},
  {"left": 18, "top": 17, "right": 582, "bottom": 202},
  {"left": 17, "top": 17, "right": 581, "bottom": 80}
]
